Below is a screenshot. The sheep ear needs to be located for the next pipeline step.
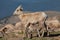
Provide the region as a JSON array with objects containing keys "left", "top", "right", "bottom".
[{"left": 17, "top": 5, "right": 23, "bottom": 11}]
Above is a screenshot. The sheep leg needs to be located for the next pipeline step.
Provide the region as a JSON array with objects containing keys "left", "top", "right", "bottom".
[
  {"left": 47, "top": 32, "right": 49, "bottom": 36},
  {"left": 25, "top": 22, "right": 31, "bottom": 38},
  {"left": 37, "top": 29, "right": 40, "bottom": 37},
  {"left": 28, "top": 31, "right": 32, "bottom": 39},
  {"left": 25, "top": 28, "right": 28, "bottom": 38},
  {"left": 25, "top": 28, "right": 32, "bottom": 39},
  {"left": 47, "top": 26, "right": 49, "bottom": 36},
  {"left": 41, "top": 29, "right": 44, "bottom": 37}
]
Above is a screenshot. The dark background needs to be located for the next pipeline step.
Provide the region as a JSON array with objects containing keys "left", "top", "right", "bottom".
[{"left": 0, "top": 0, "right": 60, "bottom": 19}]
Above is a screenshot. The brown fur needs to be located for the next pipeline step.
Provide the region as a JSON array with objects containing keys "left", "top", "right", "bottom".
[
  {"left": 26, "top": 21, "right": 46, "bottom": 38},
  {"left": 45, "top": 15, "right": 60, "bottom": 36},
  {"left": 0, "top": 24, "right": 14, "bottom": 37},
  {"left": 15, "top": 22, "right": 27, "bottom": 38}
]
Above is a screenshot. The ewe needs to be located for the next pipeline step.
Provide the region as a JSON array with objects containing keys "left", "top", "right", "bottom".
[
  {"left": 14, "top": 5, "right": 48, "bottom": 38},
  {"left": 13, "top": 5, "right": 47, "bottom": 24},
  {"left": 45, "top": 15, "right": 60, "bottom": 36}
]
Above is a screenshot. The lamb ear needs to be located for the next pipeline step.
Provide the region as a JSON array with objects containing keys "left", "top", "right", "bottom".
[{"left": 17, "top": 5, "right": 23, "bottom": 11}]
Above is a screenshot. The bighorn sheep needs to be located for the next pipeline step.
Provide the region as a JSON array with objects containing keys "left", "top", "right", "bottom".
[
  {"left": 13, "top": 5, "right": 48, "bottom": 38},
  {"left": 0, "top": 24, "right": 14, "bottom": 37},
  {"left": 45, "top": 15, "right": 60, "bottom": 36},
  {"left": 26, "top": 21, "right": 46, "bottom": 38},
  {"left": 13, "top": 5, "right": 47, "bottom": 24}
]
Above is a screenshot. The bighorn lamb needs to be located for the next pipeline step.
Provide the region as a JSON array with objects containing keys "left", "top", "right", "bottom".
[{"left": 26, "top": 21, "right": 46, "bottom": 38}]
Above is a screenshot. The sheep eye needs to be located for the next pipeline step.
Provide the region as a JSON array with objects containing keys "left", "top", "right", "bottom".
[
  {"left": 17, "top": 10, "right": 19, "bottom": 11},
  {"left": 20, "top": 8, "right": 23, "bottom": 11}
]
